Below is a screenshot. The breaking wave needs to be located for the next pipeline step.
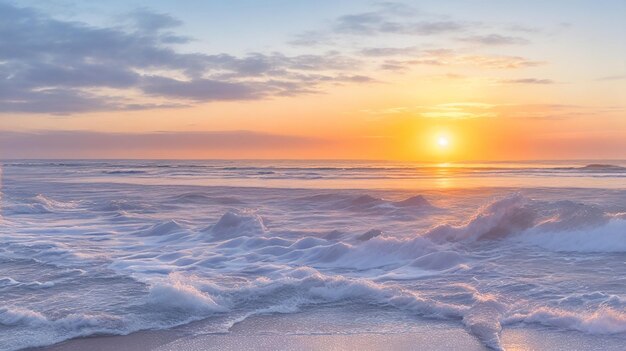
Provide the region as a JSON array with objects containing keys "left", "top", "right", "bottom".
[{"left": 424, "top": 194, "right": 626, "bottom": 252}]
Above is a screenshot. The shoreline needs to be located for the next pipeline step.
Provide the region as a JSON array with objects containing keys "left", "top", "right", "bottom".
[{"left": 32, "top": 308, "right": 626, "bottom": 351}]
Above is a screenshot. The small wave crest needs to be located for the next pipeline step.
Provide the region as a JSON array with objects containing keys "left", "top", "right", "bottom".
[
  {"left": 504, "top": 306, "right": 626, "bottom": 335},
  {"left": 147, "top": 275, "right": 228, "bottom": 314},
  {"left": 296, "top": 193, "right": 433, "bottom": 212},
  {"left": 0, "top": 306, "right": 128, "bottom": 350},
  {"left": 5, "top": 194, "right": 79, "bottom": 214},
  {"left": 203, "top": 210, "right": 267, "bottom": 240},
  {"left": 579, "top": 164, "right": 626, "bottom": 172},
  {"left": 103, "top": 170, "right": 147, "bottom": 175}
]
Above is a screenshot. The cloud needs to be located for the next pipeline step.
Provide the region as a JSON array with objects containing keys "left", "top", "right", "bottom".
[
  {"left": 0, "top": 130, "right": 323, "bottom": 158},
  {"left": 595, "top": 74, "right": 626, "bottom": 81},
  {"left": 287, "top": 31, "right": 332, "bottom": 46},
  {"left": 359, "top": 46, "right": 419, "bottom": 57},
  {"left": 360, "top": 102, "right": 623, "bottom": 121},
  {"left": 380, "top": 49, "right": 544, "bottom": 70},
  {"left": 0, "top": 2, "right": 373, "bottom": 115},
  {"left": 361, "top": 102, "right": 498, "bottom": 119},
  {"left": 380, "top": 62, "right": 409, "bottom": 71},
  {"left": 288, "top": 2, "right": 469, "bottom": 45},
  {"left": 491, "top": 104, "right": 625, "bottom": 120},
  {"left": 457, "top": 34, "right": 529, "bottom": 45},
  {"left": 418, "top": 102, "right": 497, "bottom": 119},
  {"left": 140, "top": 77, "right": 263, "bottom": 101},
  {"left": 421, "top": 103, "right": 625, "bottom": 120},
  {"left": 498, "top": 78, "right": 554, "bottom": 84},
  {"left": 130, "top": 8, "right": 183, "bottom": 32},
  {"left": 334, "top": 12, "right": 466, "bottom": 36},
  {"left": 505, "top": 24, "right": 540, "bottom": 33}
]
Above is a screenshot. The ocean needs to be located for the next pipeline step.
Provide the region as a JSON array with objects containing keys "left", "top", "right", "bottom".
[{"left": 1, "top": 160, "right": 625, "bottom": 351}]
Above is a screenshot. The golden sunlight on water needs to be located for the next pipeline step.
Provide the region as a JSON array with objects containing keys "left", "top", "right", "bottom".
[{"left": 0, "top": 164, "right": 3, "bottom": 222}]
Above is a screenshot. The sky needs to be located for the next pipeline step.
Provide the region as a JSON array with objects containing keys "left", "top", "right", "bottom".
[{"left": 0, "top": 0, "right": 624, "bottom": 160}]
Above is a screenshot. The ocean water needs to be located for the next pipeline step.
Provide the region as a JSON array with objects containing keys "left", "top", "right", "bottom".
[{"left": 0, "top": 160, "right": 625, "bottom": 351}]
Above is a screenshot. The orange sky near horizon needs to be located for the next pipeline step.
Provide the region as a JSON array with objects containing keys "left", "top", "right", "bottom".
[{"left": 0, "top": 1, "right": 624, "bottom": 161}]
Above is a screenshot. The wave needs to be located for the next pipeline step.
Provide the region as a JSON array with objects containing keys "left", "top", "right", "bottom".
[
  {"left": 202, "top": 210, "right": 267, "bottom": 240},
  {"left": 425, "top": 194, "right": 536, "bottom": 243},
  {"left": 103, "top": 170, "right": 147, "bottom": 174},
  {"left": 0, "top": 307, "right": 128, "bottom": 351},
  {"left": 579, "top": 164, "right": 626, "bottom": 171},
  {"left": 0, "top": 277, "right": 55, "bottom": 290},
  {"left": 92, "top": 199, "right": 148, "bottom": 212},
  {"left": 166, "top": 192, "right": 244, "bottom": 205},
  {"left": 146, "top": 267, "right": 465, "bottom": 320},
  {"left": 4, "top": 194, "right": 79, "bottom": 214},
  {"left": 3, "top": 186, "right": 625, "bottom": 351},
  {"left": 296, "top": 193, "right": 434, "bottom": 212},
  {"left": 356, "top": 229, "right": 382, "bottom": 241},
  {"left": 147, "top": 277, "right": 227, "bottom": 314},
  {"left": 504, "top": 306, "right": 626, "bottom": 335},
  {"left": 0, "top": 307, "right": 48, "bottom": 327},
  {"left": 462, "top": 292, "right": 508, "bottom": 350},
  {"left": 111, "top": 193, "right": 623, "bottom": 279},
  {"left": 520, "top": 217, "right": 626, "bottom": 252},
  {"left": 138, "top": 269, "right": 532, "bottom": 350},
  {"left": 423, "top": 194, "right": 625, "bottom": 252},
  {"left": 409, "top": 251, "right": 466, "bottom": 270},
  {"left": 135, "top": 219, "right": 187, "bottom": 237}
]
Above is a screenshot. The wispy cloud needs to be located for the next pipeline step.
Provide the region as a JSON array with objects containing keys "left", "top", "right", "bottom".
[
  {"left": 288, "top": 2, "right": 473, "bottom": 45},
  {"left": 359, "top": 102, "right": 624, "bottom": 121},
  {"left": 380, "top": 49, "right": 544, "bottom": 70},
  {"left": 334, "top": 14, "right": 467, "bottom": 36},
  {"left": 358, "top": 46, "right": 419, "bottom": 57},
  {"left": 361, "top": 102, "right": 497, "bottom": 119},
  {"left": 457, "top": 34, "right": 529, "bottom": 46},
  {"left": 595, "top": 74, "right": 626, "bottom": 81},
  {"left": 418, "top": 102, "right": 497, "bottom": 119},
  {"left": 498, "top": 78, "right": 555, "bottom": 84}
]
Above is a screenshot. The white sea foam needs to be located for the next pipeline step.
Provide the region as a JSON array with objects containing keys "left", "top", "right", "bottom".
[
  {"left": 504, "top": 306, "right": 626, "bottom": 335},
  {"left": 1, "top": 160, "right": 625, "bottom": 351},
  {"left": 520, "top": 218, "right": 626, "bottom": 252},
  {"left": 0, "top": 307, "right": 131, "bottom": 351},
  {"left": 204, "top": 210, "right": 267, "bottom": 239},
  {"left": 409, "top": 251, "right": 466, "bottom": 270},
  {"left": 147, "top": 275, "right": 228, "bottom": 314},
  {"left": 0, "top": 307, "right": 47, "bottom": 327}
]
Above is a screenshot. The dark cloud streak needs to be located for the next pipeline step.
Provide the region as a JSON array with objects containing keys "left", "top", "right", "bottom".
[{"left": 499, "top": 78, "right": 555, "bottom": 84}]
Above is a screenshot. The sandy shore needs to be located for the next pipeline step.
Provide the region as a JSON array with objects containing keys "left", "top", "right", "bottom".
[
  {"left": 33, "top": 307, "right": 625, "bottom": 351},
  {"left": 33, "top": 315, "right": 485, "bottom": 351}
]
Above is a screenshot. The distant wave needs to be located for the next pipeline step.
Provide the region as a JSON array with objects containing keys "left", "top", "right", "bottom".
[
  {"left": 579, "top": 164, "right": 626, "bottom": 171},
  {"left": 4, "top": 194, "right": 80, "bottom": 214},
  {"left": 103, "top": 170, "right": 147, "bottom": 174},
  {"left": 296, "top": 193, "right": 434, "bottom": 212},
  {"left": 166, "top": 192, "right": 244, "bottom": 205}
]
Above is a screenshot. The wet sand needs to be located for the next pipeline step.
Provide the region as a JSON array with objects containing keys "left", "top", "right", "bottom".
[{"left": 35, "top": 309, "right": 625, "bottom": 351}]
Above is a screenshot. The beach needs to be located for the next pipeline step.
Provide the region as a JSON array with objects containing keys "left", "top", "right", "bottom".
[{"left": 36, "top": 306, "right": 626, "bottom": 351}]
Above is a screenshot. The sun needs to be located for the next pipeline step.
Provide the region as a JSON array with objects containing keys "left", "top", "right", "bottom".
[{"left": 437, "top": 136, "right": 449, "bottom": 148}]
